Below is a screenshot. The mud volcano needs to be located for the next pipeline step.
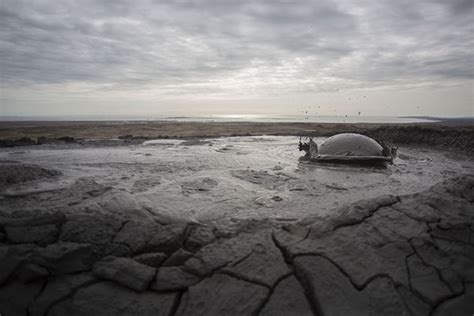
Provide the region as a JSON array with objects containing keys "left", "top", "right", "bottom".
[
  {"left": 0, "top": 136, "right": 473, "bottom": 315},
  {"left": 300, "top": 133, "right": 396, "bottom": 164}
]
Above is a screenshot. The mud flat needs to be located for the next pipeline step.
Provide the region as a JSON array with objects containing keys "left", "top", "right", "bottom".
[{"left": 0, "top": 125, "right": 473, "bottom": 314}]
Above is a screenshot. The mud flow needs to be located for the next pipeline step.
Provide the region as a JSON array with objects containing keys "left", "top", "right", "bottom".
[{"left": 0, "top": 136, "right": 472, "bottom": 227}]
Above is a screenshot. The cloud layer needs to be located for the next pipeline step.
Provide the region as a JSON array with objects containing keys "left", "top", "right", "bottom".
[{"left": 0, "top": 0, "right": 473, "bottom": 114}]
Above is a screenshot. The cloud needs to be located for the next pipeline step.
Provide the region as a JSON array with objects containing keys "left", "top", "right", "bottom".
[{"left": 0, "top": 0, "right": 472, "bottom": 99}]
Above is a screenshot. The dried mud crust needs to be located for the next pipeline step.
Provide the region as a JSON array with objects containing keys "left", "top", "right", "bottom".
[{"left": 0, "top": 174, "right": 473, "bottom": 315}]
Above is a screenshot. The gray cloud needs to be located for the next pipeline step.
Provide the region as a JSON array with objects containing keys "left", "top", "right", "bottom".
[{"left": 0, "top": 0, "right": 472, "bottom": 96}]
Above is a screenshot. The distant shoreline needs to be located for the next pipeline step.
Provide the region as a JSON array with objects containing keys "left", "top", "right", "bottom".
[
  {"left": 2, "top": 115, "right": 472, "bottom": 124},
  {"left": 1, "top": 115, "right": 472, "bottom": 126}
]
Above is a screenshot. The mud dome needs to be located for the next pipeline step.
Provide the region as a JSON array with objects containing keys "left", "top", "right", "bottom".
[{"left": 0, "top": 136, "right": 472, "bottom": 228}]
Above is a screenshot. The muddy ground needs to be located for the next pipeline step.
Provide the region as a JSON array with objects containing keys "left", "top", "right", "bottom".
[
  {"left": 0, "top": 127, "right": 473, "bottom": 315},
  {"left": 0, "top": 136, "right": 472, "bottom": 228}
]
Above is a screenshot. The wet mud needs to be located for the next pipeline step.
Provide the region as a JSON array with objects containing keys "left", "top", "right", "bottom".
[{"left": 0, "top": 136, "right": 472, "bottom": 229}]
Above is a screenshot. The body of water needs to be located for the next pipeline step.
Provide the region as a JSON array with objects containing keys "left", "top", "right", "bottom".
[{"left": 0, "top": 114, "right": 441, "bottom": 124}]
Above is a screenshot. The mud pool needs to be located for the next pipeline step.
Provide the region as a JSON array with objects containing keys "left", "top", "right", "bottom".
[{"left": 0, "top": 136, "right": 472, "bottom": 227}]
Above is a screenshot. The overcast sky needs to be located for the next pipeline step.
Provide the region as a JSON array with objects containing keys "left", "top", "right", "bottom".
[{"left": 1, "top": 0, "right": 473, "bottom": 117}]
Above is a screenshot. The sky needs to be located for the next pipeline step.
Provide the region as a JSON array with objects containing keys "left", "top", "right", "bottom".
[{"left": 0, "top": 0, "right": 473, "bottom": 118}]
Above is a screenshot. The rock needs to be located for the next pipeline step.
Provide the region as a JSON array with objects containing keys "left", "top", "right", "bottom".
[
  {"left": 60, "top": 214, "right": 123, "bottom": 247},
  {"left": 185, "top": 225, "right": 216, "bottom": 251},
  {"left": 0, "top": 280, "right": 45, "bottom": 316},
  {"left": 49, "top": 281, "right": 176, "bottom": 316},
  {"left": 5, "top": 224, "right": 58, "bottom": 245},
  {"left": 221, "top": 231, "right": 290, "bottom": 287},
  {"left": 407, "top": 254, "right": 453, "bottom": 305},
  {"left": 92, "top": 256, "right": 155, "bottom": 292},
  {"left": 29, "top": 273, "right": 96, "bottom": 316},
  {"left": 163, "top": 248, "right": 193, "bottom": 266},
  {"left": 176, "top": 273, "right": 269, "bottom": 315},
  {"left": 152, "top": 266, "right": 200, "bottom": 291},
  {"left": 294, "top": 255, "right": 409, "bottom": 315},
  {"left": 17, "top": 263, "right": 49, "bottom": 283},
  {"left": 260, "top": 276, "right": 313, "bottom": 316},
  {"left": 0, "top": 211, "right": 65, "bottom": 227},
  {"left": 134, "top": 252, "right": 167, "bottom": 267},
  {"left": 145, "top": 223, "right": 187, "bottom": 254},
  {"left": 113, "top": 220, "right": 162, "bottom": 254},
  {"left": 433, "top": 283, "right": 474, "bottom": 316},
  {"left": 33, "top": 242, "right": 96, "bottom": 274}
]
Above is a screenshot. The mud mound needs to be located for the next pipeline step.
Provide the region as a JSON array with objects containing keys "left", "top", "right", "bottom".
[{"left": 0, "top": 164, "right": 60, "bottom": 189}]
